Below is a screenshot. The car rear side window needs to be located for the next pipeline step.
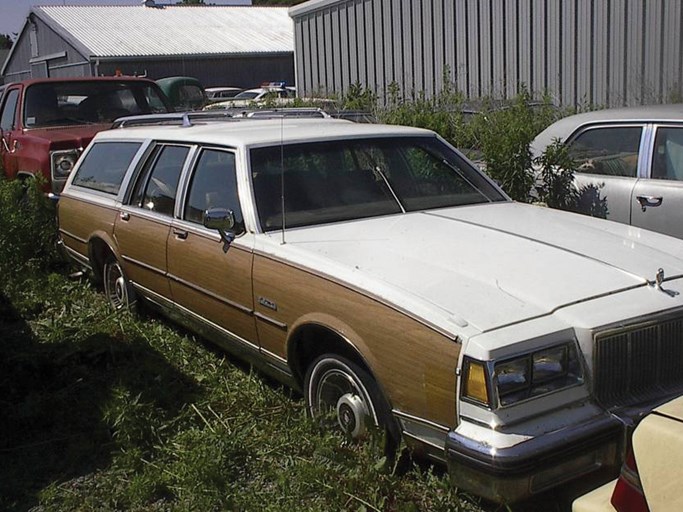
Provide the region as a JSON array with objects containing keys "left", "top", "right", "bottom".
[
  {"left": 71, "top": 142, "right": 142, "bottom": 195},
  {"left": 652, "top": 127, "right": 683, "bottom": 181},
  {"left": 569, "top": 126, "right": 642, "bottom": 177},
  {"left": 130, "top": 144, "right": 189, "bottom": 216},
  {"left": 183, "top": 149, "right": 244, "bottom": 231}
]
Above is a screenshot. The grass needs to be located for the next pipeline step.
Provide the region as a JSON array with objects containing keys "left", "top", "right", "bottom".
[{"left": 0, "top": 178, "right": 489, "bottom": 511}]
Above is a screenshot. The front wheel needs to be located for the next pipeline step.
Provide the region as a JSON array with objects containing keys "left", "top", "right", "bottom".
[
  {"left": 103, "top": 255, "right": 135, "bottom": 311},
  {"left": 304, "top": 354, "right": 398, "bottom": 446}
]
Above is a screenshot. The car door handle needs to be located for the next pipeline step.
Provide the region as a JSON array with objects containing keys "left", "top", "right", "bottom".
[
  {"left": 120, "top": 211, "right": 130, "bottom": 221},
  {"left": 636, "top": 195, "right": 663, "bottom": 211},
  {"left": 173, "top": 228, "right": 188, "bottom": 240}
]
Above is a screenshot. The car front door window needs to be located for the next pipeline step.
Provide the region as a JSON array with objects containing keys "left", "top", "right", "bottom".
[{"left": 569, "top": 126, "right": 642, "bottom": 177}]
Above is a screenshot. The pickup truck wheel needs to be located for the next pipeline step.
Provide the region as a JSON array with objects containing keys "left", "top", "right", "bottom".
[
  {"left": 305, "top": 354, "right": 396, "bottom": 445},
  {"left": 103, "top": 256, "right": 135, "bottom": 311}
]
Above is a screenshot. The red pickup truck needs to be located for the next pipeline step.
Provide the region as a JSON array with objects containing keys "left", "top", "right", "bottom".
[{"left": 0, "top": 77, "right": 173, "bottom": 193}]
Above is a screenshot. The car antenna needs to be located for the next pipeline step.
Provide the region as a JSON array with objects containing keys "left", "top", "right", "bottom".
[{"left": 280, "top": 115, "right": 286, "bottom": 245}]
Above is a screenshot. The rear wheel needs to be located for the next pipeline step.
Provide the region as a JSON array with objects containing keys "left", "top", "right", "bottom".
[
  {"left": 304, "top": 354, "right": 399, "bottom": 451},
  {"left": 103, "top": 255, "right": 135, "bottom": 311}
]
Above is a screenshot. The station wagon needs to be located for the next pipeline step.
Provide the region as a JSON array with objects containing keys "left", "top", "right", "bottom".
[{"left": 57, "top": 114, "right": 683, "bottom": 503}]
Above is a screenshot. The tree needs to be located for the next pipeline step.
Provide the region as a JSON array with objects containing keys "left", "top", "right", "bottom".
[{"left": 0, "top": 34, "right": 12, "bottom": 50}]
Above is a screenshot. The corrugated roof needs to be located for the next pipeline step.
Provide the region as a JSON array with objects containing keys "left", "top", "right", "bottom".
[{"left": 33, "top": 5, "right": 293, "bottom": 58}]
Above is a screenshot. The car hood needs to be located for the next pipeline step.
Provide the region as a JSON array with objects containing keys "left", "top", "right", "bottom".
[
  {"left": 258, "top": 202, "right": 683, "bottom": 335},
  {"left": 25, "top": 124, "right": 109, "bottom": 145}
]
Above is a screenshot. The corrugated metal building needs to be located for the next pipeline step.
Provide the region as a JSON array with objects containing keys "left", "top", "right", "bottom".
[
  {"left": 290, "top": 0, "right": 683, "bottom": 107},
  {"left": 2, "top": 3, "right": 295, "bottom": 88}
]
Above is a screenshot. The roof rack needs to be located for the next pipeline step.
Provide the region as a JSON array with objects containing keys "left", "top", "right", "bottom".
[{"left": 112, "top": 108, "right": 331, "bottom": 128}]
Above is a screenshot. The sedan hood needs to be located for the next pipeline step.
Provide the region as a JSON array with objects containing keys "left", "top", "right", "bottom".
[{"left": 261, "top": 202, "right": 683, "bottom": 335}]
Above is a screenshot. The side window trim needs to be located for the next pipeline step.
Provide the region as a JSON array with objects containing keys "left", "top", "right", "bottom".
[
  {"left": 124, "top": 141, "right": 196, "bottom": 216},
  {"left": 177, "top": 146, "right": 243, "bottom": 232}
]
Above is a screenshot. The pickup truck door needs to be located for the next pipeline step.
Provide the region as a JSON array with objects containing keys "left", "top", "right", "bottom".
[
  {"left": 114, "top": 143, "right": 191, "bottom": 302},
  {"left": 630, "top": 124, "right": 683, "bottom": 239},
  {"left": 0, "top": 87, "right": 21, "bottom": 178},
  {"left": 166, "top": 147, "right": 258, "bottom": 346}
]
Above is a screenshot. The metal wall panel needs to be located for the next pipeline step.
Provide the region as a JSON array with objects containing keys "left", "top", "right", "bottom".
[{"left": 291, "top": 0, "right": 683, "bottom": 107}]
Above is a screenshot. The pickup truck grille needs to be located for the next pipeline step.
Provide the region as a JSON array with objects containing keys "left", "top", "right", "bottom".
[{"left": 593, "top": 314, "right": 683, "bottom": 408}]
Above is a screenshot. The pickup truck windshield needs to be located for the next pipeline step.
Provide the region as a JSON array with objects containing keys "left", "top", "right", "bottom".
[
  {"left": 251, "top": 136, "right": 506, "bottom": 231},
  {"left": 23, "top": 81, "right": 170, "bottom": 127}
]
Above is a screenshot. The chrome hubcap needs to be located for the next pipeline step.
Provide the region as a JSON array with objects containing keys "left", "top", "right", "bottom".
[{"left": 336, "top": 392, "right": 368, "bottom": 438}]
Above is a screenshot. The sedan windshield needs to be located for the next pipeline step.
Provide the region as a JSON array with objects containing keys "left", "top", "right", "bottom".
[{"left": 251, "top": 136, "right": 506, "bottom": 231}]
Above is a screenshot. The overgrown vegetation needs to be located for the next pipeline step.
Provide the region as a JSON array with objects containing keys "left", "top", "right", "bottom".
[{"left": 0, "top": 178, "right": 492, "bottom": 511}]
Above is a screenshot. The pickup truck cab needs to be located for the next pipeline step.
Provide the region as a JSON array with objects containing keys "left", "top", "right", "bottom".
[{"left": 0, "top": 77, "right": 172, "bottom": 193}]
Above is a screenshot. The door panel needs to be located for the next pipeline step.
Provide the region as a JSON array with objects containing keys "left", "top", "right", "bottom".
[
  {"left": 631, "top": 126, "right": 683, "bottom": 239},
  {"left": 114, "top": 211, "right": 172, "bottom": 298},
  {"left": 167, "top": 228, "right": 256, "bottom": 342},
  {"left": 167, "top": 148, "right": 257, "bottom": 344},
  {"left": 115, "top": 143, "right": 190, "bottom": 300}
]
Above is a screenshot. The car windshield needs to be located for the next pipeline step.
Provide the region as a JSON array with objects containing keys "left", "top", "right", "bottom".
[
  {"left": 251, "top": 136, "right": 506, "bottom": 231},
  {"left": 234, "top": 91, "right": 260, "bottom": 99},
  {"left": 23, "top": 81, "right": 170, "bottom": 128}
]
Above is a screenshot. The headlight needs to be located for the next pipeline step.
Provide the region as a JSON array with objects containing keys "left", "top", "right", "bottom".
[
  {"left": 51, "top": 149, "right": 81, "bottom": 179},
  {"left": 494, "top": 342, "right": 583, "bottom": 407}
]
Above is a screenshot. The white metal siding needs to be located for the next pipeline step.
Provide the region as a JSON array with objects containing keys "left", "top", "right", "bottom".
[{"left": 291, "top": 0, "right": 683, "bottom": 107}]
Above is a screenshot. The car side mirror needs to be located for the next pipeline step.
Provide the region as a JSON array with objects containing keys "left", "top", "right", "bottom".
[{"left": 203, "top": 207, "right": 239, "bottom": 253}]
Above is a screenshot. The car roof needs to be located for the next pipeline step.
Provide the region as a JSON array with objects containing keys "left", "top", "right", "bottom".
[
  {"left": 95, "top": 118, "right": 434, "bottom": 148},
  {"left": 531, "top": 103, "right": 683, "bottom": 156}
]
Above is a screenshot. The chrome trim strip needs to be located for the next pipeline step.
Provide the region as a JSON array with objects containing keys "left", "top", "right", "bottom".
[
  {"left": 63, "top": 245, "right": 91, "bottom": 268},
  {"left": 122, "top": 254, "right": 166, "bottom": 276},
  {"left": 592, "top": 305, "right": 683, "bottom": 338},
  {"left": 132, "top": 282, "right": 261, "bottom": 353},
  {"left": 167, "top": 273, "right": 253, "bottom": 315},
  {"left": 260, "top": 347, "right": 288, "bottom": 365},
  {"left": 254, "top": 311, "right": 287, "bottom": 330},
  {"left": 252, "top": 249, "right": 459, "bottom": 342},
  {"left": 392, "top": 409, "right": 450, "bottom": 433},
  {"left": 59, "top": 228, "right": 88, "bottom": 245}
]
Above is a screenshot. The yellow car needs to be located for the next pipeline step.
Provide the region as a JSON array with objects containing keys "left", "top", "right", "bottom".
[{"left": 573, "top": 394, "right": 683, "bottom": 512}]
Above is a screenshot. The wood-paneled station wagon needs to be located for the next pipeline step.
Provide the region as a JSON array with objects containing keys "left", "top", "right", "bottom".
[{"left": 57, "top": 113, "right": 683, "bottom": 503}]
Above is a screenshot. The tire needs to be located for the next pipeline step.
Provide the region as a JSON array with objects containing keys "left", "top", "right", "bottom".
[
  {"left": 103, "top": 255, "right": 136, "bottom": 311},
  {"left": 304, "top": 354, "right": 400, "bottom": 450}
]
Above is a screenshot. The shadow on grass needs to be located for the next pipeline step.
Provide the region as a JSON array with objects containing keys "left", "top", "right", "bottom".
[{"left": 0, "top": 292, "right": 200, "bottom": 512}]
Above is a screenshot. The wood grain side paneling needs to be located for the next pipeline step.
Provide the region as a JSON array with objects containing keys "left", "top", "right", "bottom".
[{"left": 253, "top": 254, "right": 460, "bottom": 429}]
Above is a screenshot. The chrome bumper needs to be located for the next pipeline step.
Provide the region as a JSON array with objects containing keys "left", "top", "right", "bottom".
[{"left": 444, "top": 413, "right": 624, "bottom": 503}]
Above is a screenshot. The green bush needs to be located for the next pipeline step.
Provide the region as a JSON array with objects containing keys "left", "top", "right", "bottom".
[{"left": 0, "top": 177, "right": 61, "bottom": 279}]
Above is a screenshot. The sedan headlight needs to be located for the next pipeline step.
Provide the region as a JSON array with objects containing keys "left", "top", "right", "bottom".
[
  {"left": 461, "top": 342, "right": 584, "bottom": 409},
  {"left": 51, "top": 149, "right": 81, "bottom": 179},
  {"left": 494, "top": 343, "right": 583, "bottom": 406}
]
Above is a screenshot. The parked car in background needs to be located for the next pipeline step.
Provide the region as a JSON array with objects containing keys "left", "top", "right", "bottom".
[
  {"left": 531, "top": 104, "right": 683, "bottom": 239},
  {"left": 205, "top": 86, "right": 243, "bottom": 103},
  {"left": 0, "top": 77, "right": 172, "bottom": 193},
  {"left": 57, "top": 113, "right": 683, "bottom": 504},
  {"left": 573, "top": 393, "right": 683, "bottom": 512},
  {"left": 205, "top": 82, "right": 296, "bottom": 109},
  {"left": 156, "top": 76, "right": 207, "bottom": 111}
]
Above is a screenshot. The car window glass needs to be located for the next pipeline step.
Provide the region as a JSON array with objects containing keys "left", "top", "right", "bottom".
[
  {"left": 652, "top": 127, "right": 683, "bottom": 181},
  {"left": 569, "top": 126, "right": 642, "bottom": 177},
  {"left": 184, "top": 149, "right": 243, "bottom": 231},
  {"left": 0, "top": 89, "right": 19, "bottom": 130},
  {"left": 71, "top": 142, "right": 142, "bottom": 195},
  {"left": 133, "top": 145, "right": 188, "bottom": 215},
  {"left": 251, "top": 137, "right": 504, "bottom": 231}
]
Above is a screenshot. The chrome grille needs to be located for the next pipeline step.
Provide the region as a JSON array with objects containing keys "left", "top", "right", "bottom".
[{"left": 594, "top": 315, "right": 683, "bottom": 408}]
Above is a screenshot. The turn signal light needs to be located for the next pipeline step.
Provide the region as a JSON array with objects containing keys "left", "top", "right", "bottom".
[{"left": 462, "top": 359, "right": 489, "bottom": 406}]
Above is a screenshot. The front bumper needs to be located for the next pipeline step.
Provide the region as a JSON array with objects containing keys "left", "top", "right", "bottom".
[{"left": 445, "top": 412, "right": 624, "bottom": 503}]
